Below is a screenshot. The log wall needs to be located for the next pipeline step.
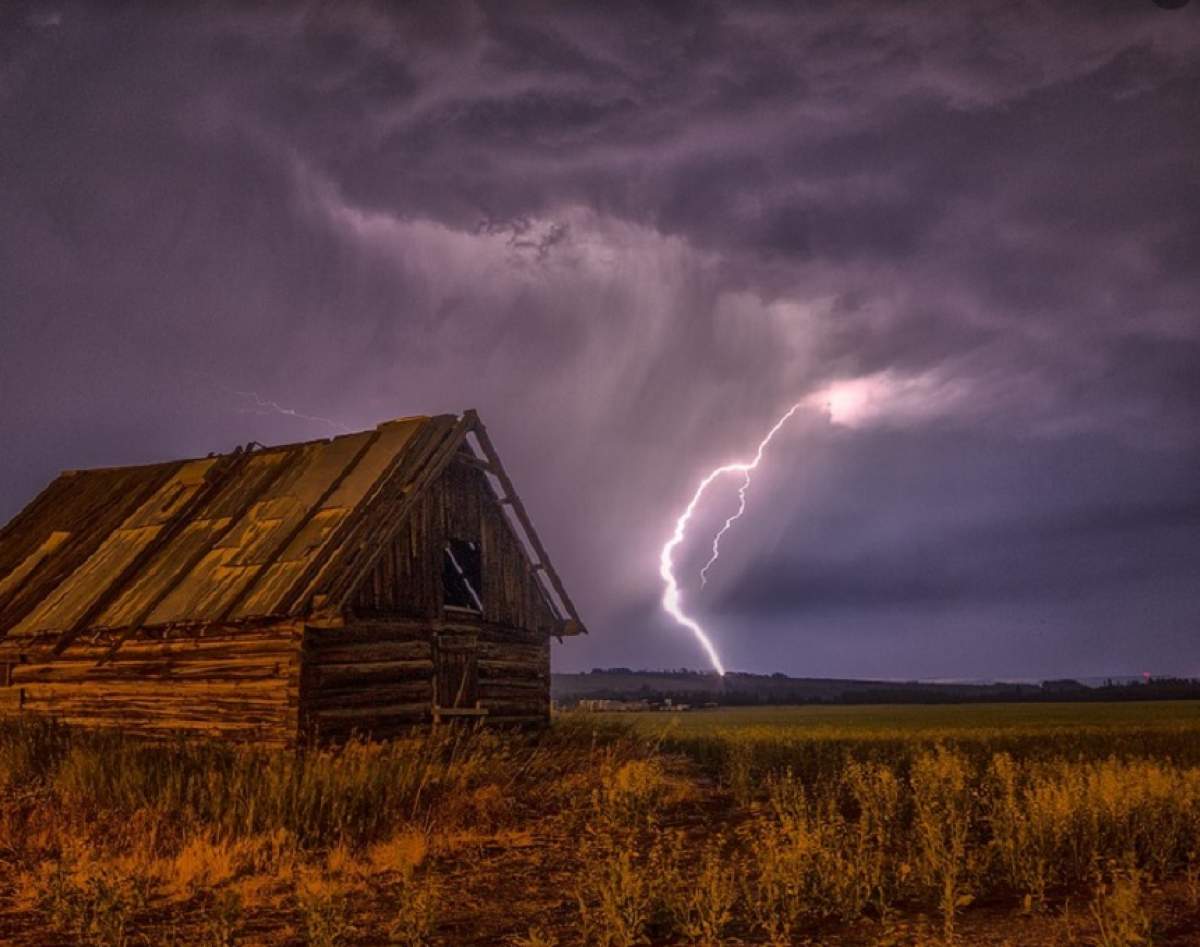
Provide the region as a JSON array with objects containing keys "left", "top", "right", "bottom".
[
  {"left": 301, "top": 618, "right": 549, "bottom": 736},
  {"left": 0, "top": 624, "right": 301, "bottom": 745},
  {"left": 474, "top": 620, "right": 551, "bottom": 722},
  {"left": 300, "top": 623, "right": 433, "bottom": 740}
]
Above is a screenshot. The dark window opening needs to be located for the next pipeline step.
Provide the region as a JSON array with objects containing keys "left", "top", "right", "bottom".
[{"left": 443, "top": 539, "right": 483, "bottom": 612}]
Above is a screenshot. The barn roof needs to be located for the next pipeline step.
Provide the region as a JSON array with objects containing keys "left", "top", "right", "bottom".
[{"left": 0, "top": 411, "right": 584, "bottom": 646}]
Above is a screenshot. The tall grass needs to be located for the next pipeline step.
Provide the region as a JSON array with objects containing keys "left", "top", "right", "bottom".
[
  {"left": 731, "top": 750, "right": 1200, "bottom": 941},
  {"left": 0, "top": 716, "right": 635, "bottom": 850},
  {"left": 3, "top": 713, "right": 1199, "bottom": 944},
  {"left": 0, "top": 716, "right": 646, "bottom": 945}
]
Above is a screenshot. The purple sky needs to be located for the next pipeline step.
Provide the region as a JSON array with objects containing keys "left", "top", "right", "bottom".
[{"left": 2, "top": 2, "right": 1199, "bottom": 679}]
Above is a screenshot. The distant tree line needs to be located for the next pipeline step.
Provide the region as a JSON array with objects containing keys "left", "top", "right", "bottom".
[{"left": 556, "top": 673, "right": 1200, "bottom": 707}]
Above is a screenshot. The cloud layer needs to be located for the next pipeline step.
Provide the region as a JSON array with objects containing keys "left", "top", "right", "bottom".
[{"left": 2, "top": 1, "right": 1198, "bottom": 678}]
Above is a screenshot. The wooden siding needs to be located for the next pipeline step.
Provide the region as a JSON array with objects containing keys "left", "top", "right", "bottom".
[
  {"left": 479, "top": 482, "right": 557, "bottom": 635},
  {"left": 475, "top": 621, "right": 550, "bottom": 721},
  {"left": 339, "top": 458, "right": 553, "bottom": 727},
  {"left": 350, "top": 475, "right": 445, "bottom": 619},
  {"left": 0, "top": 625, "right": 301, "bottom": 745},
  {"left": 351, "top": 459, "right": 558, "bottom": 636},
  {"left": 302, "top": 618, "right": 549, "bottom": 735},
  {"left": 301, "top": 623, "right": 433, "bottom": 740},
  {"left": 433, "top": 634, "right": 479, "bottom": 709}
]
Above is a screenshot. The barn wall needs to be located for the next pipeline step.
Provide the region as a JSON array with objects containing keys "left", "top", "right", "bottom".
[
  {"left": 300, "top": 622, "right": 434, "bottom": 740},
  {"left": 349, "top": 475, "right": 443, "bottom": 619},
  {"left": 301, "top": 617, "right": 549, "bottom": 734},
  {"left": 351, "top": 459, "right": 559, "bottom": 636},
  {"left": 0, "top": 625, "right": 301, "bottom": 745},
  {"left": 474, "top": 621, "right": 550, "bottom": 722},
  {"left": 340, "top": 456, "right": 555, "bottom": 727}
]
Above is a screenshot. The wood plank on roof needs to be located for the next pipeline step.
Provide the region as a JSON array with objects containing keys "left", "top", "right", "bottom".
[
  {"left": 145, "top": 434, "right": 374, "bottom": 625},
  {"left": 306, "top": 416, "right": 462, "bottom": 612},
  {"left": 9, "top": 460, "right": 220, "bottom": 637},
  {"left": 265, "top": 417, "right": 444, "bottom": 619},
  {"left": 0, "top": 465, "right": 180, "bottom": 635},
  {"left": 225, "top": 427, "right": 408, "bottom": 619},
  {"left": 0, "top": 531, "right": 71, "bottom": 604},
  {"left": 95, "top": 450, "right": 294, "bottom": 630}
]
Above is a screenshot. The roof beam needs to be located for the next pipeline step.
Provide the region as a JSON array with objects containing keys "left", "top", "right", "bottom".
[
  {"left": 453, "top": 452, "right": 494, "bottom": 473},
  {"left": 462, "top": 411, "right": 588, "bottom": 635}
]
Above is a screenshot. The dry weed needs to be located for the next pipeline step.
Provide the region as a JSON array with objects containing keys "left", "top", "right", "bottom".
[
  {"left": 295, "top": 869, "right": 360, "bottom": 947},
  {"left": 659, "top": 834, "right": 737, "bottom": 946},
  {"left": 1090, "top": 859, "right": 1153, "bottom": 947},
  {"left": 385, "top": 866, "right": 438, "bottom": 947},
  {"left": 910, "top": 747, "right": 976, "bottom": 941}
]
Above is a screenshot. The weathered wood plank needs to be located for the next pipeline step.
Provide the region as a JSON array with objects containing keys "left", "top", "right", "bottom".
[
  {"left": 477, "top": 641, "right": 545, "bottom": 662},
  {"left": 314, "top": 660, "right": 433, "bottom": 686},
  {"left": 20, "top": 690, "right": 287, "bottom": 711},
  {"left": 306, "top": 625, "right": 430, "bottom": 646},
  {"left": 12, "top": 659, "right": 293, "bottom": 685},
  {"left": 20, "top": 681, "right": 289, "bottom": 705},
  {"left": 478, "top": 674, "right": 545, "bottom": 688},
  {"left": 312, "top": 702, "right": 431, "bottom": 722},
  {"left": 19, "top": 703, "right": 286, "bottom": 726},
  {"left": 477, "top": 658, "right": 545, "bottom": 678},
  {"left": 310, "top": 641, "right": 432, "bottom": 665},
  {"left": 479, "top": 681, "right": 546, "bottom": 700},
  {"left": 480, "top": 696, "right": 546, "bottom": 713},
  {"left": 313, "top": 682, "right": 432, "bottom": 709},
  {"left": 55, "top": 637, "right": 299, "bottom": 662},
  {"left": 474, "top": 625, "right": 546, "bottom": 646}
]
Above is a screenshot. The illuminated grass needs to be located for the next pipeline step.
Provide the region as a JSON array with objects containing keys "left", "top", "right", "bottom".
[{"left": 2, "top": 705, "right": 1199, "bottom": 944}]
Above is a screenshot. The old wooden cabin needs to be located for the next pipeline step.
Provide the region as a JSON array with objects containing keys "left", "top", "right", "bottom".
[{"left": 0, "top": 411, "right": 585, "bottom": 744}]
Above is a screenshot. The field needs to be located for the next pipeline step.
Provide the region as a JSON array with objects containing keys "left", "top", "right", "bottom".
[
  {"left": 1, "top": 702, "right": 1199, "bottom": 945},
  {"left": 615, "top": 700, "right": 1200, "bottom": 734}
]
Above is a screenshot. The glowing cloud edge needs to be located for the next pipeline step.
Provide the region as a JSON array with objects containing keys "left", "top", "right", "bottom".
[{"left": 658, "top": 402, "right": 804, "bottom": 676}]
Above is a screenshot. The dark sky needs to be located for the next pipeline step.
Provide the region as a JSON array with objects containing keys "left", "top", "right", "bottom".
[{"left": 2, "top": 2, "right": 1198, "bottom": 680}]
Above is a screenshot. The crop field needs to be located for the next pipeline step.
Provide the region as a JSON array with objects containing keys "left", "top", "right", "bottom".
[
  {"left": 616, "top": 699, "right": 1200, "bottom": 735},
  {"left": 621, "top": 700, "right": 1200, "bottom": 789},
  {"left": 1, "top": 703, "right": 1199, "bottom": 945}
]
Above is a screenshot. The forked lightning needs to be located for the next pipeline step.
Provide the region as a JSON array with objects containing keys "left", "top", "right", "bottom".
[{"left": 659, "top": 403, "right": 803, "bottom": 675}]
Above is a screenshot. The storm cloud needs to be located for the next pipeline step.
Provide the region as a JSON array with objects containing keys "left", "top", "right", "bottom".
[{"left": 2, "top": 1, "right": 1198, "bottom": 678}]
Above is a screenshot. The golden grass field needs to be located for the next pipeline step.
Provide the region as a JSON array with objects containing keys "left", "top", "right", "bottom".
[{"left": 1, "top": 702, "right": 1199, "bottom": 945}]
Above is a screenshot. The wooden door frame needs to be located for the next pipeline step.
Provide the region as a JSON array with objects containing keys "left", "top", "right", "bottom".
[{"left": 431, "top": 632, "right": 487, "bottom": 723}]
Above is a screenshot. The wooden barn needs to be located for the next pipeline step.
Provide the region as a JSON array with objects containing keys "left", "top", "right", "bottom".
[{"left": 0, "top": 411, "right": 585, "bottom": 744}]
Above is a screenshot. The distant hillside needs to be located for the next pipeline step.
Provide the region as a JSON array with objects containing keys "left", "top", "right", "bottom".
[{"left": 551, "top": 669, "right": 1200, "bottom": 706}]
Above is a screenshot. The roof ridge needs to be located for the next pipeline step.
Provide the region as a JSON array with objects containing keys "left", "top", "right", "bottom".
[{"left": 45, "top": 413, "right": 464, "bottom": 476}]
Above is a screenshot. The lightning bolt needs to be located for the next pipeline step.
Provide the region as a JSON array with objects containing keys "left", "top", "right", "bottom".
[
  {"left": 185, "top": 370, "right": 352, "bottom": 434},
  {"left": 659, "top": 402, "right": 803, "bottom": 676},
  {"left": 231, "top": 389, "right": 351, "bottom": 434},
  {"left": 699, "top": 469, "right": 752, "bottom": 587}
]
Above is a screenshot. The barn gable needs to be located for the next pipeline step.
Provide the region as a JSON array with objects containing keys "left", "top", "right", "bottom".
[{"left": 0, "top": 411, "right": 583, "bottom": 742}]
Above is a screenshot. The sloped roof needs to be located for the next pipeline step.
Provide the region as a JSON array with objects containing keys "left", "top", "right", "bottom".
[{"left": 0, "top": 412, "right": 583, "bottom": 644}]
